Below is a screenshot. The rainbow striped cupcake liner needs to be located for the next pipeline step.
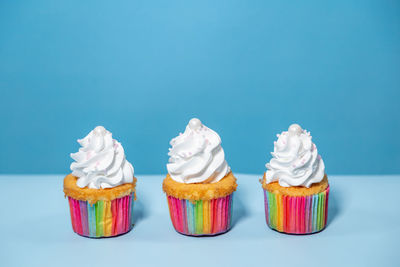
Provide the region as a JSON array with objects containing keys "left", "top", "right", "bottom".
[
  {"left": 264, "top": 186, "right": 329, "bottom": 234},
  {"left": 167, "top": 193, "right": 233, "bottom": 236},
  {"left": 68, "top": 193, "right": 134, "bottom": 238}
]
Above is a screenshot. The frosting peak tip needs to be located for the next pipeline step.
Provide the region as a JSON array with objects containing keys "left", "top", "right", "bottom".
[
  {"left": 93, "top": 126, "right": 107, "bottom": 135},
  {"left": 288, "top": 124, "right": 302, "bottom": 136},
  {"left": 188, "top": 118, "right": 202, "bottom": 130}
]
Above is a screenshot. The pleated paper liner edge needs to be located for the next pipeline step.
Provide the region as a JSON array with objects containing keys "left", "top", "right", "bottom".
[
  {"left": 264, "top": 186, "right": 329, "bottom": 234},
  {"left": 68, "top": 193, "right": 135, "bottom": 238},
  {"left": 167, "top": 193, "right": 234, "bottom": 236}
]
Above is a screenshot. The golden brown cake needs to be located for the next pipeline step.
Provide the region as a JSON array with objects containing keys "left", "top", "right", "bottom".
[
  {"left": 163, "top": 172, "right": 237, "bottom": 201},
  {"left": 64, "top": 174, "right": 137, "bottom": 204},
  {"left": 261, "top": 173, "right": 328, "bottom": 196}
]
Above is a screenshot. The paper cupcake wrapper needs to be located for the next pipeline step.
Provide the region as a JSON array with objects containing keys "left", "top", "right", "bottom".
[
  {"left": 264, "top": 186, "right": 329, "bottom": 234},
  {"left": 68, "top": 193, "right": 134, "bottom": 238},
  {"left": 167, "top": 194, "right": 233, "bottom": 236}
]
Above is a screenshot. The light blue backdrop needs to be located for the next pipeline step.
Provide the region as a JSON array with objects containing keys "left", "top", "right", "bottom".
[{"left": 1, "top": 0, "right": 399, "bottom": 175}]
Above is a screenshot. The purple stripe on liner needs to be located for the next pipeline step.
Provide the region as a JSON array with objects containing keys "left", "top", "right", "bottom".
[{"left": 79, "top": 200, "right": 89, "bottom": 236}]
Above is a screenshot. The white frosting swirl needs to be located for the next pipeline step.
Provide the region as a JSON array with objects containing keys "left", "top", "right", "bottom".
[
  {"left": 70, "top": 126, "right": 134, "bottom": 189},
  {"left": 265, "top": 124, "right": 325, "bottom": 188},
  {"left": 167, "top": 118, "right": 230, "bottom": 184}
]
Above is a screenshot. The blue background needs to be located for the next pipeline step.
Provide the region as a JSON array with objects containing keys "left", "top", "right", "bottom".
[{"left": 1, "top": 0, "right": 399, "bottom": 175}]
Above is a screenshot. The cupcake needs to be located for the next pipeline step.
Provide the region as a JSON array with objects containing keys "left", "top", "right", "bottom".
[
  {"left": 63, "top": 126, "right": 137, "bottom": 238},
  {"left": 163, "top": 118, "right": 237, "bottom": 236},
  {"left": 261, "top": 124, "right": 329, "bottom": 234}
]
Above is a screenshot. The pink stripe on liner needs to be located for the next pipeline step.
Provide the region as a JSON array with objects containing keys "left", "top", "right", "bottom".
[
  {"left": 122, "top": 197, "right": 126, "bottom": 233},
  {"left": 264, "top": 192, "right": 269, "bottom": 226},
  {"left": 111, "top": 198, "right": 118, "bottom": 236},
  {"left": 210, "top": 199, "right": 215, "bottom": 233},
  {"left": 299, "top": 197, "right": 303, "bottom": 233},
  {"left": 118, "top": 198, "right": 123, "bottom": 235},
  {"left": 123, "top": 196, "right": 127, "bottom": 233},
  {"left": 127, "top": 195, "right": 132, "bottom": 232},
  {"left": 282, "top": 195, "right": 286, "bottom": 232},
  {"left": 217, "top": 198, "right": 221, "bottom": 232},
  {"left": 216, "top": 198, "right": 220, "bottom": 233},
  {"left": 286, "top": 196, "right": 290, "bottom": 232},
  {"left": 172, "top": 198, "right": 178, "bottom": 231},
  {"left": 290, "top": 197, "right": 295, "bottom": 233},
  {"left": 213, "top": 199, "right": 218, "bottom": 233},
  {"left": 166, "top": 197, "right": 172, "bottom": 226},
  {"left": 169, "top": 196, "right": 176, "bottom": 230},
  {"left": 73, "top": 199, "right": 83, "bottom": 235},
  {"left": 125, "top": 196, "right": 130, "bottom": 232},
  {"left": 219, "top": 198, "right": 224, "bottom": 232},
  {"left": 175, "top": 197, "right": 183, "bottom": 233},
  {"left": 225, "top": 195, "right": 230, "bottom": 230},
  {"left": 121, "top": 197, "right": 126, "bottom": 234},
  {"left": 68, "top": 198, "right": 76, "bottom": 232},
  {"left": 117, "top": 198, "right": 124, "bottom": 234},
  {"left": 171, "top": 197, "right": 177, "bottom": 230},
  {"left": 224, "top": 196, "right": 229, "bottom": 230},
  {"left": 296, "top": 197, "right": 300, "bottom": 234}
]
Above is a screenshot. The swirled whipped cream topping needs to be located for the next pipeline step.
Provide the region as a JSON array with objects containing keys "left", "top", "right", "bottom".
[
  {"left": 70, "top": 126, "right": 134, "bottom": 189},
  {"left": 265, "top": 124, "right": 325, "bottom": 188},
  {"left": 167, "top": 118, "right": 230, "bottom": 184}
]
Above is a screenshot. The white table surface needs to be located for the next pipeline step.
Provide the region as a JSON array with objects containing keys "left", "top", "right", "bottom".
[{"left": 0, "top": 174, "right": 398, "bottom": 267}]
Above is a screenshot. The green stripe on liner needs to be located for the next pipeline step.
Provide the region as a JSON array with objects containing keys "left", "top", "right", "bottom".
[
  {"left": 194, "top": 201, "right": 198, "bottom": 234},
  {"left": 317, "top": 194, "right": 321, "bottom": 230},
  {"left": 275, "top": 194, "right": 278, "bottom": 228},
  {"left": 195, "top": 200, "right": 203, "bottom": 235},
  {"left": 88, "top": 202, "right": 96, "bottom": 236},
  {"left": 95, "top": 201, "right": 104, "bottom": 237},
  {"left": 321, "top": 193, "right": 325, "bottom": 229},
  {"left": 271, "top": 193, "right": 276, "bottom": 229},
  {"left": 318, "top": 193, "right": 323, "bottom": 230},
  {"left": 95, "top": 202, "right": 99, "bottom": 236}
]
